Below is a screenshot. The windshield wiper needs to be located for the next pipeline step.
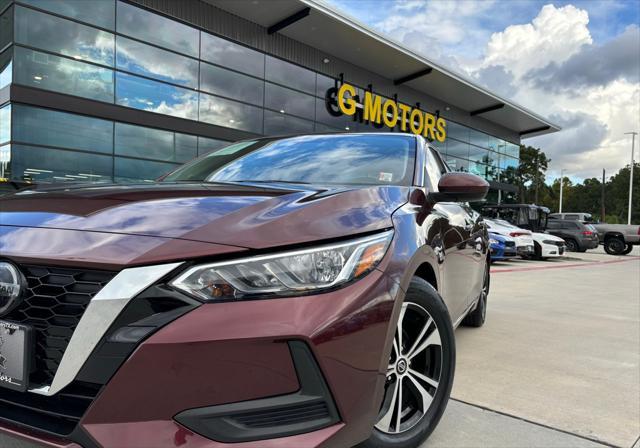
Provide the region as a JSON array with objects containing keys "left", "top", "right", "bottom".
[{"left": 225, "top": 179, "right": 312, "bottom": 185}]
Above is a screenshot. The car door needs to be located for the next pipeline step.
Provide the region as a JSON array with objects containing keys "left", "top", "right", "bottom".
[{"left": 425, "top": 147, "right": 480, "bottom": 322}]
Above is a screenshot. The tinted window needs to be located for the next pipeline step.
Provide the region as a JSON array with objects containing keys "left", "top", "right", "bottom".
[
  {"left": 116, "top": 36, "right": 198, "bottom": 88},
  {"left": 265, "top": 56, "right": 315, "bottom": 94},
  {"left": 0, "top": 49, "right": 11, "bottom": 90},
  {"left": 470, "top": 129, "right": 489, "bottom": 149},
  {"left": 200, "top": 63, "right": 264, "bottom": 106},
  {"left": 21, "top": 0, "right": 115, "bottom": 29},
  {"left": 0, "top": 6, "right": 12, "bottom": 51},
  {"left": 446, "top": 139, "right": 469, "bottom": 159},
  {"left": 116, "top": 72, "right": 198, "bottom": 120},
  {"left": 197, "top": 136, "right": 228, "bottom": 156},
  {"left": 446, "top": 122, "right": 469, "bottom": 143},
  {"left": 546, "top": 220, "right": 560, "bottom": 229},
  {"left": 13, "top": 105, "right": 113, "bottom": 153},
  {"left": 15, "top": 6, "right": 114, "bottom": 66},
  {"left": 264, "top": 110, "right": 314, "bottom": 135},
  {"left": 442, "top": 155, "right": 469, "bottom": 172},
  {"left": 175, "top": 133, "right": 197, "bottom": 162},
  {"left": 316, "top": 73, "right": 335, "bottom": 98},
  {"left": 116, "top": 2, "right": 198, "bottom": 56},
  {"left": 200, "top": 33, "right": 264, "bottom": 78},
  {"left": 199, "top": 92, "right": 263, "bottom": 133},
  {"left": 165, "top": 134, "right": 416, "bottom": 186},
  {"left": 115, "top": 122, "right": 173, "bottom": 161},
  {"left": 265, "top": 83, "right": 315, "bottom": 120},
  {"left": 11, "top": 144, "right": 113, "bottom": 182},
  {"left": 0, "top": 104, "right": 9, "bottom": 145},
  {"left": 314, "top": 98, "right": 352, "bottom": 130},
  {"left": 15, "top": 47, "right": 114, "bottom": 102},
  {"left": 114, "top": 156, "right": 177, "bottom": 182},
  {"left": 565, "top": 214, "right": 580, "bottom": 220}
]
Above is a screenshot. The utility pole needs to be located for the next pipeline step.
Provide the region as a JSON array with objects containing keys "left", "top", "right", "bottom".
[
  {"left": 601, "top": 168, "right": 606, "bottom": 223},
  {"left": 559, "top": 169, "right": 566, "bottom": 213},
  {"left": 624, "top": 132, "right": 637, "bottom": 225},
  {"left": 534, "top": 150, "right": 540, "bottom": 204}
]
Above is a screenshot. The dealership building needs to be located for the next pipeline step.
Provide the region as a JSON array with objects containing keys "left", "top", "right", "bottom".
[{"left": 0, "top": 0, "right": 559, "bottom": 200}]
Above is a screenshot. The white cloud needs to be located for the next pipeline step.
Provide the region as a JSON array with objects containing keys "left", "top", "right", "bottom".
[{"left": 483, "top": 4, "right": 592, "bottom": 78}]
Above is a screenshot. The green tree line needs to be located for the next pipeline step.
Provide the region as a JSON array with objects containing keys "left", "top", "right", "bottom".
[{"left": 505, "top": 145, "right": 640, "bottom": 224}]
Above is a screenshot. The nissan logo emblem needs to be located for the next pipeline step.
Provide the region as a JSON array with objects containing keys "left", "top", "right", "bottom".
[{"left": 0, "top": 262, "right": 25, "bottom": 316}]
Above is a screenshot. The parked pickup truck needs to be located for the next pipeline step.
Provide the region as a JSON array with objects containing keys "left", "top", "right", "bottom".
[
  {"left": 549, "top": 213, "right": 639, "bottom": 255},
  {"left": 592, "top": 223, "right": 640, "bottom": 255}
]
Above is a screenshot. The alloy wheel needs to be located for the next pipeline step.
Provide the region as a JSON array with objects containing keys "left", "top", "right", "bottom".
[{"left": 375, "top": 302, "right": 442, "bottom": 434}]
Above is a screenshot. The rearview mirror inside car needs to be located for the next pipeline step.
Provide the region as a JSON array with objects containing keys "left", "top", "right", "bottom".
[{"left": 429, "top": 172, "right": 490, "bottom": 203}]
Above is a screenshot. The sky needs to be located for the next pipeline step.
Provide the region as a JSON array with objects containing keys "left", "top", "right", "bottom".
[{"left": 325, "top": 0, "right": 640, "bottom": 183}]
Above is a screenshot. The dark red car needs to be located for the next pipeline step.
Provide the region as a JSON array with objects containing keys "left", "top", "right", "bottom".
[{"left": 0, "top": 133, "right": 490, "bottom": 448}]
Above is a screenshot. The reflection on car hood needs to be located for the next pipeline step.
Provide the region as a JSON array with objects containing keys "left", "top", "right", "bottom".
[
  {"left": 0, "top": 182, "right": 409, "bottom": 249},
  {"left": 532, "top": 232, "right": 564, "bottom": 242}
]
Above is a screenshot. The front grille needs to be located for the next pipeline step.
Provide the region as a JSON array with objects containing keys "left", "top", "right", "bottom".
[
  {"left": 5, "top": 265, "right": 115, "bottom": 385},
  {"left": 505, "top": 241, "right": 516, "bottom": 247},
  {"left": 0, "top": 380, "right": 100, "bottom": 436}
]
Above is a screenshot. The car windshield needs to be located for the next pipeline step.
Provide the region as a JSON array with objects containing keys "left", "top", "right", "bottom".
[{"left": 163, "top": 134, "right": 416, "bottom": 186}]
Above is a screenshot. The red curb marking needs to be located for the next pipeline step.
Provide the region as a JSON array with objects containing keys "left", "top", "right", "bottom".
[{"left": 491, "top": 256, "right": 640, "bottom": 273}]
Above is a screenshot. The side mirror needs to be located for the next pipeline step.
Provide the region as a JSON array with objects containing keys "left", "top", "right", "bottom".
[{"left": 429, "top": 172, "right": 489, "bottom": 203}]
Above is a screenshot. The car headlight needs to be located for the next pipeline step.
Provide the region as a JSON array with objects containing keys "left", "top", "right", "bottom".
[
  {"left": 171, "top": 230, "right": 394, "bottom": 301},
  {"left": 488, "top": 239, "right": 500, "bottom": 245},
  {"left": 542, "top": 240, "right": 558, "bottom": 245}
]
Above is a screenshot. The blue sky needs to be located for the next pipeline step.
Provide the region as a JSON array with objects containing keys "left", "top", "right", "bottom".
[{"left": 325, "top": 0, "right": 640, "bottom": 182}]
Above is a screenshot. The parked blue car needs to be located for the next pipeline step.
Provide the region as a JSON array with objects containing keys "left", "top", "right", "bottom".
[{"left": 489, "top": 232, "right": 518, "bottom": 262}]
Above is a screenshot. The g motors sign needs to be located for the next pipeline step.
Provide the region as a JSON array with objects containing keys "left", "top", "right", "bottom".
[{"left": 325, "top": 83, "right": 447, "bottom": 142}]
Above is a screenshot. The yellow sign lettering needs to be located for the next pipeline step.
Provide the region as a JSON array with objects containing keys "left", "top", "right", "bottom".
[{"left": 338, "top": 83, "right": 356, "bottom": 116}]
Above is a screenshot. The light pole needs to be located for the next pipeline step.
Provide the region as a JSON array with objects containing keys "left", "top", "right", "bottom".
[
  {"left": 559, "top": 169, "right": 566, "bottom": 213},
  {"left": 624, "top": 132, "right": 637, "bottom": 225}
]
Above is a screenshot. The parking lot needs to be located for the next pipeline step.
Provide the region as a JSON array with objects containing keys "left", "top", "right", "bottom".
[
  {"left": 426, "top": 247, "right": 640, "bottom": 448},
  {"left": 2, "top": 249, "right": 638, "bottom": 448}
]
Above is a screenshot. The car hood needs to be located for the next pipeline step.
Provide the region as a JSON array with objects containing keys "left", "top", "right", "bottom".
[
  {"left": 0, "top": 182, "right": 409, "bottom": 249},
  {"left": 533, "top": 232, "right": 564, "bottom": 242}
]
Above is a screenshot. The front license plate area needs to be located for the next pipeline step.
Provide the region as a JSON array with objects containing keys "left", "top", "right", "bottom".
[{"left": 0, "top": 321, "right": 33, "bottom": 392}]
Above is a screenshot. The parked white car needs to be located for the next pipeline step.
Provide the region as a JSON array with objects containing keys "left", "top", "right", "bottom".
[
  {"left": 531, "top": 232, "right": 566, "bottom": 259},
  {"left": 485, "top": 219, "right": 534, "bottom": 258},
  {"left": 490, "top": 219, "right": 566, "bottom": 260}
]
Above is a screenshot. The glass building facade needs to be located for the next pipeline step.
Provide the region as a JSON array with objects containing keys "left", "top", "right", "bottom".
[{"left": 0, "top": 0, "right": 520, "bottom": 187}]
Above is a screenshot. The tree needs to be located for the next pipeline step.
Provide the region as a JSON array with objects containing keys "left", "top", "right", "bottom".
[{"left": 516, "top": 145, "right": 550, "bottom": 203}]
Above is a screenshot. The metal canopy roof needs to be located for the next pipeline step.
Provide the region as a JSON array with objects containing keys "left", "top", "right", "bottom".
[{"left": 207, "top": 0, "right": 560, "bottom": 138}]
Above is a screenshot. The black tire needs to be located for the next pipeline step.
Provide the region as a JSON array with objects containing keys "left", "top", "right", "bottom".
[
  {"left": 622, "top": 244, "right": 634, "bottom": 255},
  {"left": 565, "top": 239, "right": 579, "bottom": 252},
  {"left": 533, "top": 242, "right": 542, "bottom": 260},
  {"left": 462, "top": 261, "right": 489, "bottom": 328},
  {"left": 604, "top": 237, "right": 626, "bottom": 255},
  {"left": 358, "top": 277, "right": 455, "bottom": 448}
]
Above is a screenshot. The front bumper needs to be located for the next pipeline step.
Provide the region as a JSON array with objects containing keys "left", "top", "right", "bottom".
[
  {"left": 517, "top": 245, "right": 535, "bottom": 256},
  {"left": 0, "top": 268, "right": 399, "bottom": 448},
  {"left": 540, "top": 243, "right": 565, "bottom": 257}
]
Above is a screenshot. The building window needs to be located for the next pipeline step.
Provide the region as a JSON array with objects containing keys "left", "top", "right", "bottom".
[
  {"left": 114, "top": 156, "right": 178, "bottom": 182},
  {"left": 200, "top": 62, "right": 264, "bottom": 106},
  {"left": 200, "top": 32, "right": 264, "bottom": 78},
  {"left": 443, "top": 155, "right": 469, "bottom": 173},
  {"left": 175, "top": 133, "right": 198, "bottom": 162},
  {"left": 15, "top": 6, "right": 115, "bottom": 66},
  {"left": 14, "top": 47, "right": 115, "bottom": 102},
  {"left": 445, "top": 139, "right": 469, "bottom": 159},
  {"left": 116, "top": 1, "right": 199, "bottom": 57},
  {"left": 20, "top": 0, "right": 115, "bottom": 30},
  {"left": 0, "top": 5, "right": 12, "bottom": 51},
  {"left": 115, "top": 122, "right": 197, "bottom": 163},
  {"left": 197, "top": 136, "right": 228, "bottom": 156},
  {"left": 116, "top": 36, "right": 198, "bottom": 89},
  {"left": 0, "top": 48, "right": 11, "bottom": 90},
  {"left": 199, "top": 92, "right": 263, "bottom": 134},
  {"left": 13, "top": 105, "right": 113, "bottom": 153},
  {"left": 0, "top": 103, "right": 10, "bottom": 145},
  {"left": 265, "top": 83, "right": 315, "bottom": 120},
  {"left": 11, "top": 144, "right": 113, "bottom": 183},
  {"left": 115, "top": 72, "right": 198, "bottom": 120},
  {"left": 265, "top": 56, "right": 315, "bottom": 94},
  {"left": 264, "top": 110, "right": 314, "bottom": 135}
]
